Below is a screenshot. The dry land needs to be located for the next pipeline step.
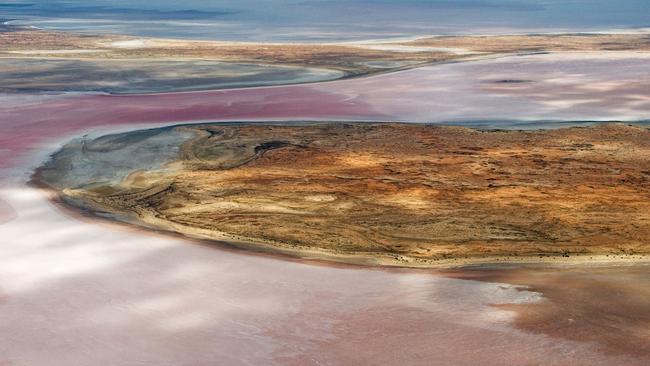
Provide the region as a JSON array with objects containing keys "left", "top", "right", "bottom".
[
  {"left": 36, "top": 122, "right": 650, "bottom": 267},
  {"left": 406, "top": 33, "right": 650, "bottom": 53}
]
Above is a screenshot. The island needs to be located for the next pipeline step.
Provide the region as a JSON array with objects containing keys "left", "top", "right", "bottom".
[{"left": 35, "top": 122, "right": 650, "bottom": 266}]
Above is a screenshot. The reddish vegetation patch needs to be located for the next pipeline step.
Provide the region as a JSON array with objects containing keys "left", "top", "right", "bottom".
[{"left": 444, "top": 265, "right": 650, "bottom": 358}]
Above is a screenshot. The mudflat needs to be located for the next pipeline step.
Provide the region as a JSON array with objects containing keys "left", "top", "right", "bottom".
[{"left": 37, "top": 122, "right": 650, "bottom": 266}]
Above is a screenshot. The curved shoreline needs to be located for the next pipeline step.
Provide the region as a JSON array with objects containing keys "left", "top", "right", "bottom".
[{"left": 29, "top": 171, "right": 650, "bottom": 270}]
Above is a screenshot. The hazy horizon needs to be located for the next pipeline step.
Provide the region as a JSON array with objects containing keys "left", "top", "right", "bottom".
[{"left": 2, "top": 0, "right": 649, "bottom": 41}]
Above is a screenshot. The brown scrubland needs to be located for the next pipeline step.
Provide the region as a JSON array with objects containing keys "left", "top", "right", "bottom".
[{"left": 42, "top": 123, "right": 650, "bottom": 266}]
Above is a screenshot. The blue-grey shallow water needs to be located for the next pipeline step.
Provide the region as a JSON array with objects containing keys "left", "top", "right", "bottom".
[{"left": 2, "top": 0, "right": 649, "bottom": 41}]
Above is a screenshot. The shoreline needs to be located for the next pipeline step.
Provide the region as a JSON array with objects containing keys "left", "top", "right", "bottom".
[
  {"left": 31, "top": 173, "right": 650, "bottom": 271},
  {"left": 33, "top": 176, "right": 650, "bottom": 270}
]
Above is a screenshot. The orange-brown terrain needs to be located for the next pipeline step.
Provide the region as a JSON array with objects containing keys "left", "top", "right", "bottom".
[
  {"left": 38, "top": 123, "right": 650, "bottom": 266},
  {"left": 406, "top": 34, "right": 650, "bottom": 52}
]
